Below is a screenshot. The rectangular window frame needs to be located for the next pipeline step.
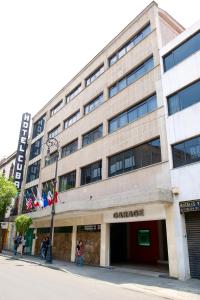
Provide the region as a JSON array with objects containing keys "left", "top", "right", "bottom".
[
  {"left": 85, "top": 65, "right": 104, "bottom": 87},
  {"left": 65, "top": 84, "right": 81, "bottom": 104},
  {"left": 81, "top": 160, "right": 102, "bottom": 186},
  {"left": 61, "top": 139, "right": 78, "bottom": 158},
  {"left": 167, "top": 79, "right": 200, "bottom": 116},
  {"left": 48, "top": 125, "right": 60, "bottom": 139},
  {"left": 82, "top": 124, "right": 103, "bottom": 147},
  {"left": 108, "top": 138, "right": 161, "bottom": 177},
  {"left": 109, "top": 23, "right": 151, "bottom": 67},
  {"left": 50, "top": 100, "right": 63, "bottom": 117},
  {"left": 109, "top": 56, "right": 154, "bottom": 98},
  {"left": 108, "top": 94, "right": 157, "bottom": 133},
  {"left": 59, "top": 170, "right": 76, "bottom": 192}
]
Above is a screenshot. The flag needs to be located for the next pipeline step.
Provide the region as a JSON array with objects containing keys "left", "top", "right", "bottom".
[
  {"left": 31, "top": 188, "right": 39, "bottom": 207},
  {"left": 26, "top": 197, "right": 33, "bottom": 210},
  {"left": 53, "top": 191, "right": 58, "bottom": 204},
  {"left": 47, "top": 191, "right": 53, "bottom": 206},
  {"left": 37, "top": 188, "right": 43, "bottom": 208},
  {"left": 42, "top": 192, "right": 48, "bottom": 208}
]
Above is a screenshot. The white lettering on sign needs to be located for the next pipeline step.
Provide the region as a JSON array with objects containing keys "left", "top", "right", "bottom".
[
  {"left": 13, "top": 112, "right": 31, "bottom": 190},
  {"left": 16, "top": 163, "right": 23, "bottom": 171}
]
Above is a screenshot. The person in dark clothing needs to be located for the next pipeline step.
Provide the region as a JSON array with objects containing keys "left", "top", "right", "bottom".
[
  {"left": 13, "top": 235, "right": 22, "bottom": 256},
  {"left": 76, "top": 240, "right": 84, "bottom": 266},
  {"left": 40, "top": 238, "right": 47, "bottom": 259},
  {"left": 44, "top": 236, "right": 50, "bottom": 259}
]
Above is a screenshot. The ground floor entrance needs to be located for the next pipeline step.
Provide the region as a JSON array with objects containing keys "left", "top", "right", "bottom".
[{"left": 110, "top": 220, "right": 168, "bottom": 270}]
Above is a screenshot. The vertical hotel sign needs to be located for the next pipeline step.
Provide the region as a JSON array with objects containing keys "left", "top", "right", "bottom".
[{"left": 13, "top": 113, "right": 31, "bottom": 190}]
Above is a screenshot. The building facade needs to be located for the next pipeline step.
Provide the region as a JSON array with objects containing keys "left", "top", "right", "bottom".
[
  {"left": 19, "top": 2, "right": 187, "bottom": 279},
  {"left": 161, "top": 20, "right": 200, "bottom": 279},
  {"left": 0, "top": 151, "right": 17, "bottom": 251}
]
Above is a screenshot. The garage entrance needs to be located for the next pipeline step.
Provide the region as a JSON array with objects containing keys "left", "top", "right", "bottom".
[{"left": 110, "top": 220, "right": 168, "bottom": 269}]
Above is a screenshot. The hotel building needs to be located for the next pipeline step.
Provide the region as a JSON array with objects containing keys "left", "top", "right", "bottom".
[{"left": 19, "top": 2, "right": 187, "bottom": 279}]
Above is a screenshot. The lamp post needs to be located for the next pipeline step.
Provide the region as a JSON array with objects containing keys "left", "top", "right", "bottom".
[{"left": 45, "top": 137, "right": 59, "bottom": 263}]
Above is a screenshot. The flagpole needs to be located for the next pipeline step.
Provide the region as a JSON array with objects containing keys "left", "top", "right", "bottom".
[{"left": 45, "top": 137, "right": 59, "bottom": 264}]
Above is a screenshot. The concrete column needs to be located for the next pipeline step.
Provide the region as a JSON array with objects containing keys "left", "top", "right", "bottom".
[
  {"left": 173, "top": 201, "right": 190, "bottom": 280},
  {"left": 76, "top": 168, "right": 81, "bottom": 187},
  {"left": 165, "top": 203, "right": 190, "bottom": 280},
  {"left": 71, "top": 225, "right": 77, "bottom": 262},
  {"left": 31, "top": 228, "right": 37, "bottom": 255},
  {"left": 101, "top": 157, "right": 107, "bottom": 180},
  {"left": 100, "top": 223, "right": 110, "bottom": 267}
]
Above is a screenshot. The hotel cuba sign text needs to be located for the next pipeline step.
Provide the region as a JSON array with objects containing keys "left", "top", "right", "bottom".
[
  {"left": 113, "top": 209, "right": 144, "bottom": 219},
  {"left": 13, "top": 113, "right": 31, "bottom": 190}
]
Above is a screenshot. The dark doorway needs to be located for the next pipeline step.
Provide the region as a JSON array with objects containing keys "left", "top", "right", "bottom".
[{"left": 110, "top": 220, "right": 168, "bottom": 266}]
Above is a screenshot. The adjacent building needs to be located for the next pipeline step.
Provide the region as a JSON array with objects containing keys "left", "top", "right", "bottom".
[
  {"left": 18, "top": 1, "right": 192, "bottom": 279},
  {"left": 161, "top": 20, "right": 200, "bottom": 279},
  {"left": 0, "top": 151, "right": 17, "bottom": 251}
]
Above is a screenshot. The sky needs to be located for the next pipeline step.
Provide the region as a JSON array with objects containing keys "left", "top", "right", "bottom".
[{"left": 0, "top": 0, "right": 199, "bottom": 159}]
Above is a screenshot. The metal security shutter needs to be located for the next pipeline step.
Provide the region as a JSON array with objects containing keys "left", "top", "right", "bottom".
[{"left": 185, "top": 212, "right": 200, "bottom": 279}]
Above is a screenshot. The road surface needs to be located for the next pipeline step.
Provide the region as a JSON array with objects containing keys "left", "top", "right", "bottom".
[{"left": 0, "top": 256, "right": 170, "bottom": 300}]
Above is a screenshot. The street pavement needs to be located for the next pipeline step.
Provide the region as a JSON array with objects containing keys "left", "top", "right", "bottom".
[
  {"left": 0, "top": 254, "right": 200, "bottom": 300},
  {"left": 0, "top": 256, "right": 166, "bottom": 300}
]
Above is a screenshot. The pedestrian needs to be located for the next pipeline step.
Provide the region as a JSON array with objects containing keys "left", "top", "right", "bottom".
[
  {"left": 45, "top": 236, "right": 50, "bottom": 259},
  {"left": 13, "top": 235, "right": 22, "bottom": 256},
  {"left": 40, "top": 237, "right": 47, "bottom": 259},
  {"left": 76, "top": 240, "right": 84, "bottom": 266},
  {"left": 21, "top": 236, "right": 26, "bottom": 256}
]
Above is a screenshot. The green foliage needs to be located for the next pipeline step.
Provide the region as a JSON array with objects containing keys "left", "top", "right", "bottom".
[
  {"left": 0, "top": 175, "right": 17, "bottom": 222},
  {"left": 15, "top": 215, "right": 32, "bottom": 235}
]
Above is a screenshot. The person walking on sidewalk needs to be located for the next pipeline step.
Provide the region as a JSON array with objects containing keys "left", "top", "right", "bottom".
[
  {"left": 76, "top": 240, "right": 84, "bottom": 266},
  {"left": 40, "top": 237, "right": 47, "bottom": 259},
  {"left": 13, "top": 235, "right": 22, "bottom": 256}
]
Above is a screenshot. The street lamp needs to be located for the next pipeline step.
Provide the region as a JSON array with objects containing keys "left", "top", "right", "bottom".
[{"left": 45, "top": 137, "right": 59, "bottom": 263}]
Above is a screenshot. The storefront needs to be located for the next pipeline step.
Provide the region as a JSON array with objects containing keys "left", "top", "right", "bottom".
[
  {"left": 77, "top": 224, "right": 101, "bottom": 265},
  {"left": 180, "top": 200, "right": 200, "bottom": 279},
  {"left": 104, "top": 203, "right": 170, "bottom": 273}
]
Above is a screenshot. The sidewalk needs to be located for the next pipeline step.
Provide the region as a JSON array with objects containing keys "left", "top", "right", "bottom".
[{"left": 1, "top": 250, "right": 200, "bottom": 300}]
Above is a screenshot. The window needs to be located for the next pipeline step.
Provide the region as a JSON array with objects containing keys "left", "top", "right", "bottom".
[
  {"left": 59, "top": 170, "right": 76, "bottom": 192},
  {"left": 172, "top": 135, "right": 200, "bottom": 168},
  {"left": 29, "top": 137, "right": 43, "bottom": 160},
  {"left": 65, "top": 84, "right": 81, "bottom": 103},
  {"left": 84, "top": 93, "right": 103, "bottom": 114},
  {"left": 109, "top": 23, "right": 151, "bottom": 66},
  {"left": 163, "top": 31, "right": 200, "bottom": 71},
  {"left": 77, "top": 225, "right": 101, "bottom": 232},
  {"left": 168, "top": 80, "right": 200, "bottom": 115},
  {"left": 23, "top": 185, "right": 38, "bottom": 212},
  {"left": 85, "top": 65, "right": 104, "bottom": 86},
  {"left": 48, "top": 125, "right": 60, "bottom": 139},
  {"left": 108, "top": 138, "right": 161, "bottom": 177},
  {"left": 138, "top": 229, "right": 151, "bottom": 246},
  {"left": 50, "top": 100, "right": 63, "bottom": 116},
  {"left": 109, "top": 94, "right": 157, "bottom": 133},
  {"left": 9, "top": 163, "right": 14, "bottom": 178},
  {"left": 81, "top": 161, "right": 102, "bottom": 185},
  {"left": 64, "top": 111, "right": 80, "bottom": 129},
  {"left": 45, "top": 151, "right": 58, "bottom": 166},
  {"left": 42, "top": 179, "right": 55, "bottom": 194},
  {"left": 26, "top": 160, "right": 40, "bottom": 183},
  {"left": 82, "top": 125, "right": 103, "bottom": 147},
  {"left": 109, "top": 56, "right": 154, "bottom": 97},
  {"left": 61, "top": 139, "right": 78, "bottom": 158},
  {"left": 32, "top": 115, "right": 46, "bottom": 139}
]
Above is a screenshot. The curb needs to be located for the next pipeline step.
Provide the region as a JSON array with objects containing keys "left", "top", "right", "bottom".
[
  {"left": 1, "top": 253, "right": 200, "bottom": 300},
  {"left": 0, "top": 253, "right": 65, "bottom": 273}
]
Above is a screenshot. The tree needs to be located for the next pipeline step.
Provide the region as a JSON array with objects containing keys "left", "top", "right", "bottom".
[
  {"left": 15, "top": 215, "right": 32, "bottom": 236},
  {"left": 0, "top": 175, "right": 17, "bottom": 222},
  {"left": 0, "top": 175, "right": 17, "bottom": 252}
]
